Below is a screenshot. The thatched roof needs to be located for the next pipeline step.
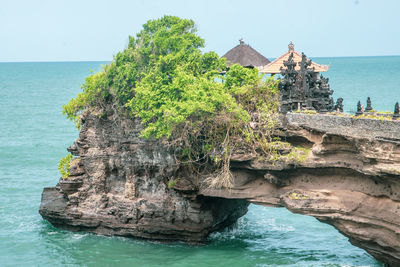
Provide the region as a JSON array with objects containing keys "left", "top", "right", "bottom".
[
  {"left": 259, "top": 42, "right": 329, "bottom": 74},
  {"left": 222, "top": 39, "right": 270, "bottom": 68}
]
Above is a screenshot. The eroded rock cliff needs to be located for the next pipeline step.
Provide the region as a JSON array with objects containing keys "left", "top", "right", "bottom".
[
  {"left": 202, "top": 114, "right": 400, "bottom": 266},
  {"left": 40, "top": 111, "right": 400, "bottom": 266},
  {"left": 39, "top": 109, "right": 248, "bottom": 242}
]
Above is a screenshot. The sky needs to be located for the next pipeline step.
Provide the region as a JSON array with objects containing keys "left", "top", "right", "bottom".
[{"left": 1, "top": 0, "right": 399, "bottom": 62}]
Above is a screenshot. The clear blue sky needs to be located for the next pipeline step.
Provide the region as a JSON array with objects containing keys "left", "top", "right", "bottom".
[{"left": 1, "top": 0, "right": 399, "bottom": 61}]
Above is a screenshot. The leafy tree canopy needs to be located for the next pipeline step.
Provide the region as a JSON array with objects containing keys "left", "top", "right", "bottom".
[{"left": 62, "top": 16, "right": 280, "bottom": 187}]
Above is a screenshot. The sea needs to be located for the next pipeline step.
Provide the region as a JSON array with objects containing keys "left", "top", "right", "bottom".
[{"left": 1, "top": 56, "right": 399, "bottom": 267}]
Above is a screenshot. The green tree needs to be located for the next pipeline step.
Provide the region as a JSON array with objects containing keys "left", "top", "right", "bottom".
[{"left": 63, "top": 15, "right": 280, "bottom": 188}]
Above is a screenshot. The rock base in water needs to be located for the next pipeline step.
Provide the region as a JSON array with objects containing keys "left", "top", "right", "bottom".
[
  {"left": 40, "top": 110, "right": 248, "bottom": 242},
  {"left": 40, "top": 111, "right": 400, "bottom": 266}
]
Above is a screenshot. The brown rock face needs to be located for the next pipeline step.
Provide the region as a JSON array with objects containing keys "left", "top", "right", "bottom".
[
  {"left": 40, "top": 111, "right": 400, "bottom": 266},
  {"left": 202, "top": 114, "right": 400, "bottom": 266},
  {"left": 39, "top": 109, "right": 249, "bottom": 243}
]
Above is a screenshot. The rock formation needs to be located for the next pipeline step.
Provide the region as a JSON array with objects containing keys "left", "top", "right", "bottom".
[
  {"left": 40, "top": 110, "right": 400, "bottom": 266},
  {"left": 203, "top": 113, "right": 400, "bottom": 266},
  {"left": 40, "top": 109, "right": 248, "bottom": 243}
]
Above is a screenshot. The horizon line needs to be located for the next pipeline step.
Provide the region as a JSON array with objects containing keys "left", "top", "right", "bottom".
[{"left": 1, "top": 54, "right": 400, "bottom": 63}]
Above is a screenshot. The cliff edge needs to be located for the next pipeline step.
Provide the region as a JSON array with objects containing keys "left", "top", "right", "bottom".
[
  {"left": 40, "top": 108, "right": 248, "bottom": 243},
  {"left": 40, "top": 111, "right": 400, "bottom": 266}
]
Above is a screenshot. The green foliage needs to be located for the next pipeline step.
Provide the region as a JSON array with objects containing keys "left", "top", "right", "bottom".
[
  {"left": 294, "top": 109, "right": 318, "bottom": 115},
  {"left": 62, "top": 93, "right": 87, "bottom": 128},
  {"left": 127, "top": 64, "right": 250, "bottom": 139},
  {"left": 286, "top": 147, "right": 310, "bottom": 163},
  {"left": 352, "top": 113, "right": 393, "bottom": 122},
  {"left": 58, "top": 154, "right": 73, "bottom": 178},
  {"left": 63, "top": 70, "right": 110, "bottom": 128},
  {"left": 63, "top": 16, "right": 210, "bottom": 127},
  {"left": 289, "top": 191, "right": 309, "bottom": 200},
  {"left": 224, "top": 64, "right": 259, "bottom": 93},
  {"left": 168, "top": 178, "right": 179, "bottom": 189},
  {"left": 62, "top": 15, "right": 282, "bottom": 188}
]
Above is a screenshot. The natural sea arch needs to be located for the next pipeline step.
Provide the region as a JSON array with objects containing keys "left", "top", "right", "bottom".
[
  {"left": 40, "top": 112, "right": 400, "bottom": 266},
  {"left": 197, "top": 163, "right": 399, "bottom": 266},
  {"left": 213, "top": 204, "right": 382, "bottom": 266}
]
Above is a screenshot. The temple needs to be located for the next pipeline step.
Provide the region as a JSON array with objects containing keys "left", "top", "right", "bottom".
[
  {"left": 259, "top": 42, "right": 329, "bottom": 74},
  {"left": 261, "top": 42, "right": 334, "bottom": 113},
  {"left": 222, "top": 39, "right": 270, "bottom": 68},
  {"left": 223, "top": 41, "right": 336, "bottom": 113}
]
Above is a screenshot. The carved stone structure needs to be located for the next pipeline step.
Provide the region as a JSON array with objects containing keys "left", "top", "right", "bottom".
[
  {"left": 366, "top": 97, "right": 373, "bottom": 112},
  {"left": 278, "top": 51, "right": 334, "bottom": 113},
  {"left": 334, "top": 98, "right": 344, "bottom": 112},
  {"left": 394, "top": 102, "right": 400, "bottom": 120},
  {"left": 355, "top": 101, "right": 363, "bottom": 116}
]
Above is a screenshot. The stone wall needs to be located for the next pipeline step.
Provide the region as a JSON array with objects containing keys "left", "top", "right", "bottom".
[{"left": 286, "top": 113, "right": 400, "bottom": 140}]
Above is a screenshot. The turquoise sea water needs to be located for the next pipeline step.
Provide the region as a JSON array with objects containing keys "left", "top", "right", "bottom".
[{"left": 1, "top": 57, "right": 399, "bottom": 266}]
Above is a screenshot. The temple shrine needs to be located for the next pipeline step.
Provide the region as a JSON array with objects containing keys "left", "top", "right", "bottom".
[
  {"left": 260, "top": 42, "right": 334, "bottom": 113},
  {"left": 222, "top": 39, "right": 270, "bottom": 68},
  {"left": 223, "top": 41, "right": 337, "bottom": 113}
]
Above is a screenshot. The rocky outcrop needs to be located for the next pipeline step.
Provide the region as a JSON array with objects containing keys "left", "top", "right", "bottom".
[
  {"left": 202, "top": 113, "right": 400, "bottom": 266},
  {"left": 39, "top": 109, "right": 249, "bottom": 243},
  {"left": 40, "top": 111, "right": 400, "bottom": 266}
]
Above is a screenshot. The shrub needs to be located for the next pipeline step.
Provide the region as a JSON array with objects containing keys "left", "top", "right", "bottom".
[
  {"left": 168, "top": 178, "right": 179, "bottom": 189},
  {"left": 58, "top": 154, "right": 73, "bottom": 178},
  {"left": 63, "top": 16, "right": 281, "bottom": 188}
]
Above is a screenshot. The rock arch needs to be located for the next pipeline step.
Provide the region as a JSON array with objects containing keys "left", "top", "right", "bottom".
[{"left": 40, "top": 111, "right": 400, "bottom": 266}]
